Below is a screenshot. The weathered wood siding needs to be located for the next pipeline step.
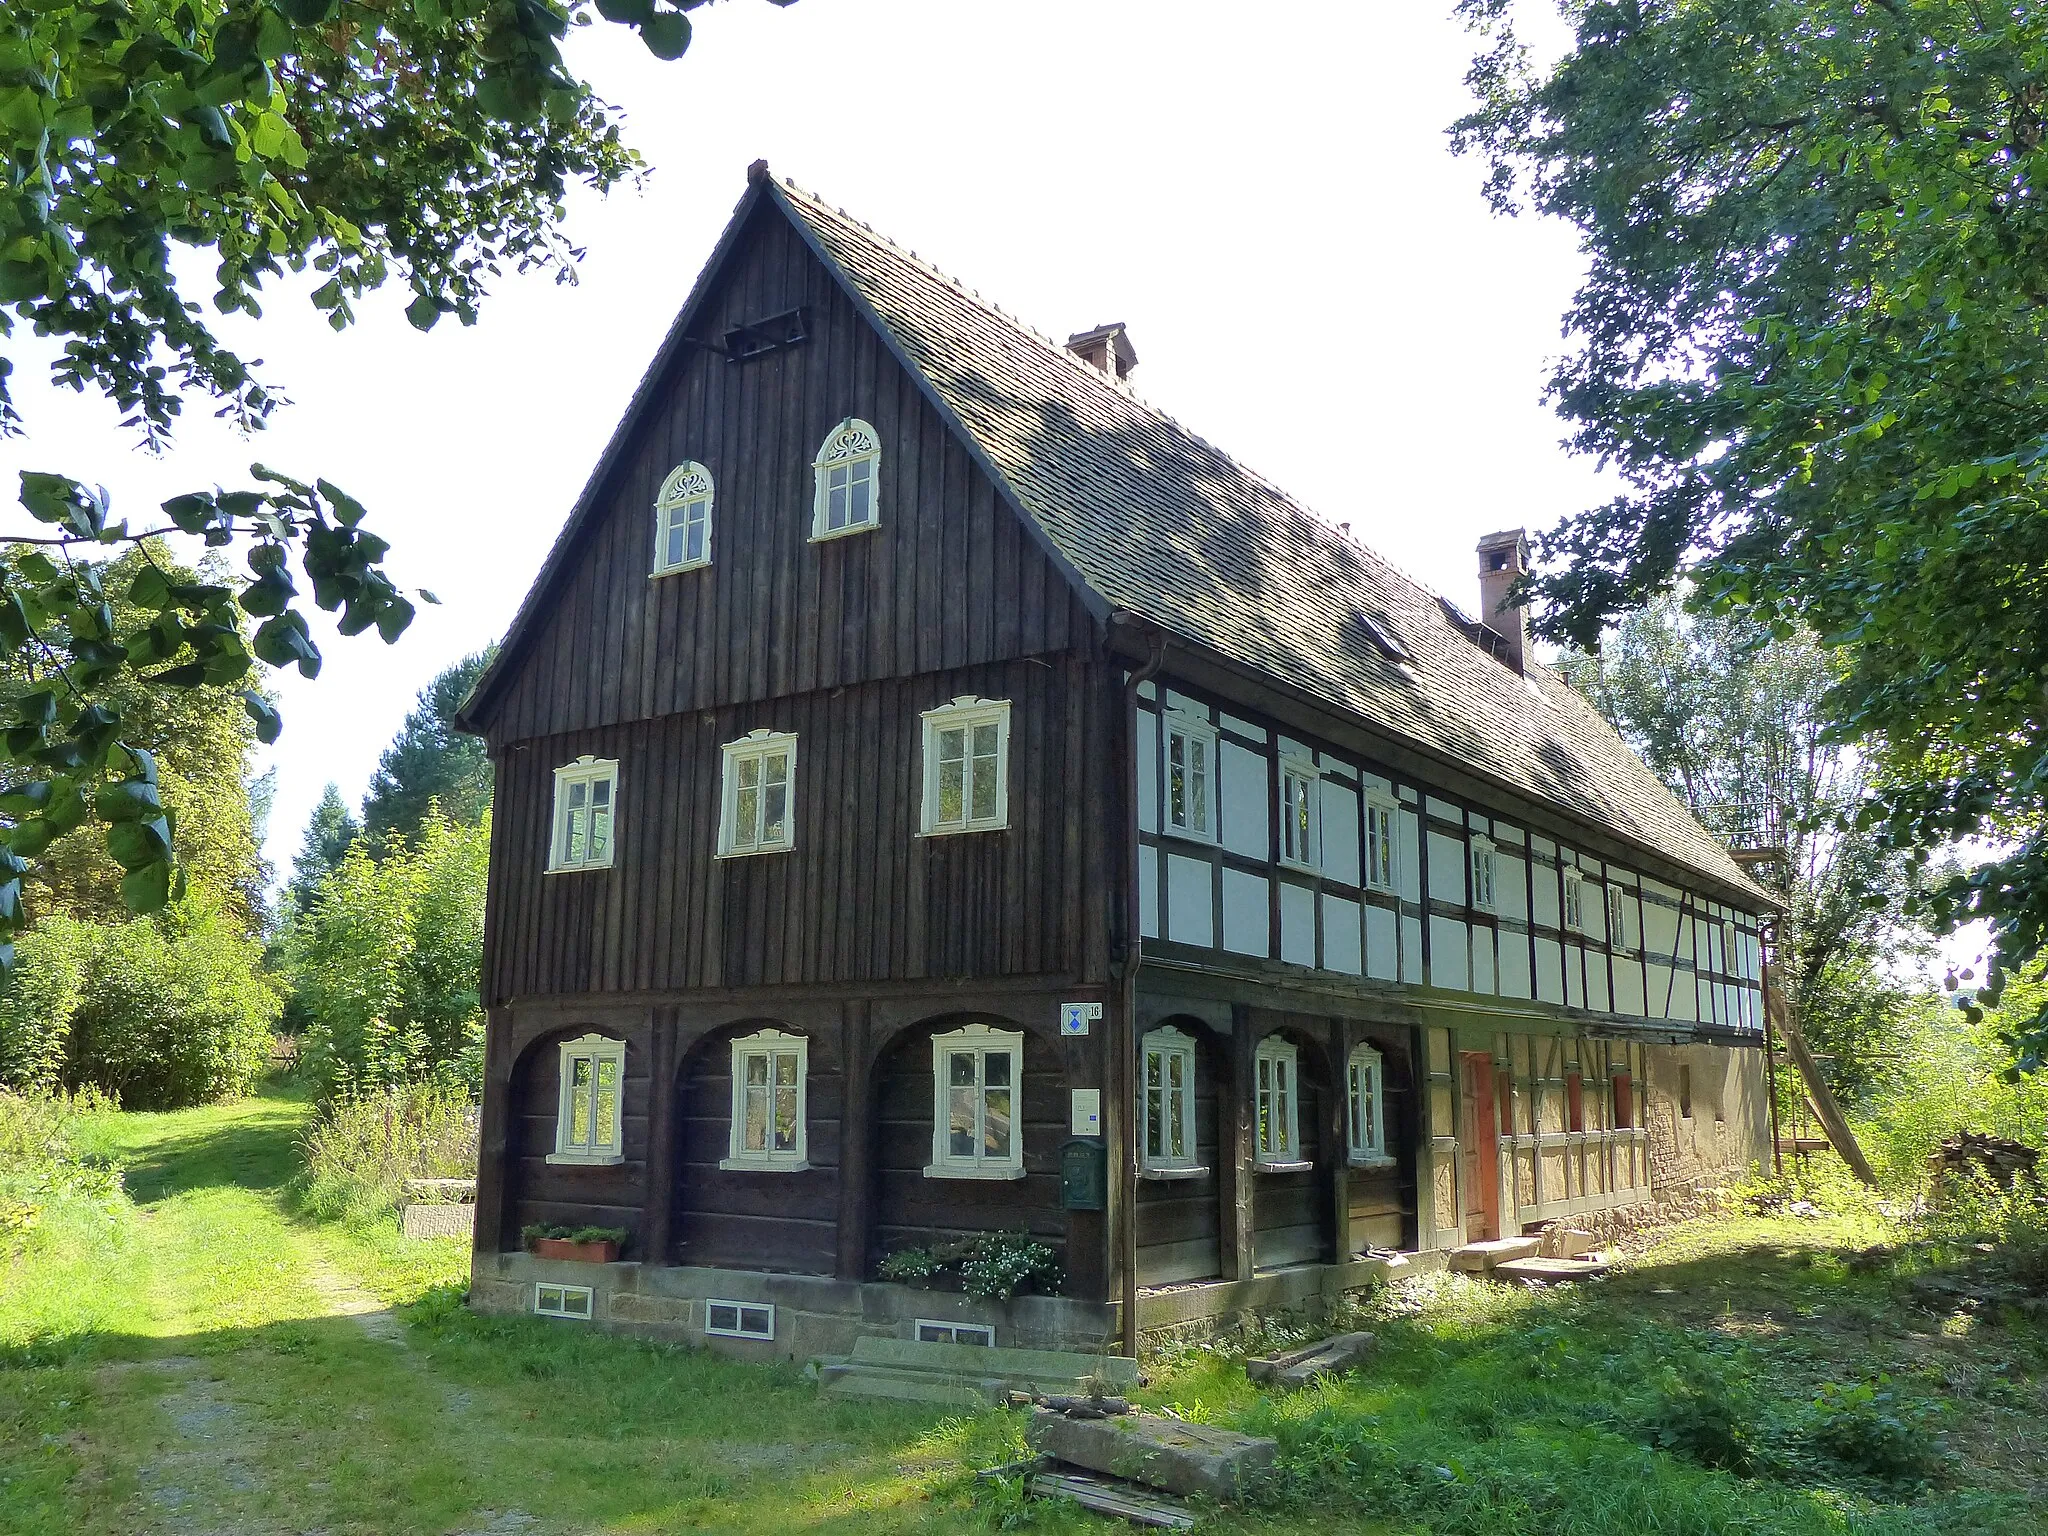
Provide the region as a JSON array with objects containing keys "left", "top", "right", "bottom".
[
  {"left": 1251, "top": 1023, "right": 1330, "bottom": 1270},
  {"left": 505, "top": 1024, "right": 652, "bottom": 1249},
  {"left": 1133, "top": 1024, "right": 1224, "bottom": 1287},
  {"left": 475, "top": 203, "right": 1096, "bottom": 748},
  {"left": 483, "top": 653, "right": 1116, "bottom": 1006}
]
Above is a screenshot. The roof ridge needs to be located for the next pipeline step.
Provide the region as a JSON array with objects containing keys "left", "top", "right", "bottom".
[{"left": 772, "top": 175, "right": 1474, "bottom": 635}]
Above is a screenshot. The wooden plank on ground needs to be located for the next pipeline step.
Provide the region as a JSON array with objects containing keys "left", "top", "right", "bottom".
[{"left": 1028, "top": 1472, "right": 1197, "bottom": 1531}]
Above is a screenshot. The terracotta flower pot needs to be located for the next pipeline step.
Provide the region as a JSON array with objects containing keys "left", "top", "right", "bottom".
[{"left": 532, "top": 1237, "right": 619, "bottom": 1263}]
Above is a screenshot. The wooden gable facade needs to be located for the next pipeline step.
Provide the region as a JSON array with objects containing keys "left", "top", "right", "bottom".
[{"left": 460, "top": 166, "right": 1777, "bottom": 1358}]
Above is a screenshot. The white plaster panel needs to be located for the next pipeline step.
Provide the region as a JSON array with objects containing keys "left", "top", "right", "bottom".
[
  {"left": 1612, "top": 959, "right": 1645, "bottom": 1017},
  {"left": 1643, "top": 897, "right": 1680, "bottom": 960},
  {"left": 1280, "top": 881, "right": 1316, "bottom": 967},
  {"left": 1532, "top": 834, "right": 1556, "bottom": 858},
  {"left": 1320, "top": 780, "right": 1360, "bottom": 886},
  {"left": 1585, "top": 959, "right": 1610, "bottom": 1014},
  {"left": 1429, "top": 916, "right": 1470, "bottom": 991},
  {"left": 1363, "top": 771, "right": 1393, "bottom": 797},
  {"left": 1496, "top": 851, "right": 1528, "bottom": 921},
  {"left": 1139, "top": 845, "right": 1159, "bottom": 938},
  {"left": 1277, "top": 734, "right": 1310, "bottom": 760},
  {"left": 1137, "top": 679, "right": 1157, "bottom": 702},
  {"left": 1642, "top": 876, "right": 1681, "bottom": 904},
  {"left": 1218, "top": 711, "right": 1266, "bottom": 742},
  {"left": 1219, "top": 741, "right": 1269, "bottom": 860},
  {"left": 1164, "top": 689, "right": 1206, "bottom": 719},
  {"left": 1645, "top": 962, "right": 1673, "bottom": 1018},
  {"left": 1136, "top": 709, "right": 1159, "bottom": 835},
  {"left": 1366, "top": 903, "right": 1399, "bottom": 981},
  {"left": 1321, "top": 756, "right": 1357, "bottom": 783},
  {"left": 1493, "top": 822, "right": 1525, "bottom": 846},
  {"left": 1497, "top": 932, "right": 1532, "bottom": 999},
  {"left": 1400, "top": 915, "right": 1424, "bottom": 984},
  {"left": 1563, "top": 942, "right": 1584, "bottom": 1008},
  {"left": 1534, "top": 936, "right": 1564, "bottom": 1003},
  {"left": 1322, "top": 895, "right": 1362, "bottom": 975},
  {"left": 1397, "top": 809, "right": 1422, "bottom": 904},
  {"left": 1426, "top": 796, "right": 1463, "bottom": 824},
  {"left": 1470, "top": 926, "right": 1496, "bottom": 994},
  {"left": 1221, "top": 867, "right": 1269, "bottom": 957},
  {"left": 1427, "top": 830, "right": 1467, "bottom": 907},
  {"left": 1166, "top": 853, "right": 1214, "bottom": 949},
  {"left": 1531, "top": 863, "right": 1560, "bottom": 929}
]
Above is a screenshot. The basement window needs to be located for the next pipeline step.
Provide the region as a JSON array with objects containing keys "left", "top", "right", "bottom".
[
  {"left": 549, "top": 1034, "right": 625, "bottom": 1166},
  {"left": 534, "top": 1283, "right": 593, "bottom": 1321},
  {"left": 705, "top": 1299, "right": 775, "bottom": 1340},
  {"left": 916, "top": 1320, "right": 995, "bottom": 1346},
  {"left": 811, "top": 417, "right": 881, "bottom": 540}
]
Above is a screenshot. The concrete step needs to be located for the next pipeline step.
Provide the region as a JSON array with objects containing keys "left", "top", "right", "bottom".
[
  {"left": 821, "top": 1364, "right": 1003, "bottom": 1407},
  {"left": 1494, "top": 1255, "right": 1612, "bottom": 1284},
  {"left": 1448, "top": 1236, "right": 1542, "bottom": 1272},
  {"left": 846, "top": 1336, "right": 1137, "bottom": 1395}
]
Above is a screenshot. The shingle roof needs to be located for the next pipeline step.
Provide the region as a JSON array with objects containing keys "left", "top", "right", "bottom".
[{"left": 771, "top": 177, "right": 1774, "bottom": 908}]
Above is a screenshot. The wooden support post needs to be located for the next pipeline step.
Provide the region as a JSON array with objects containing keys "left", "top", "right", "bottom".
[
  {"left": 1328, "top": 1017, "right": 1352, "bottom": 1263},
  {"left": 470, "top": 1009, "right": 515, "bottom": 1266},
  {"left": 836, "top": 1000, "right": 874, "bottom": 1282},
  {"left": 641, "top": 1011, "right": 676, "bottom": 1266},
  {"left": 1221, "top": 1004, "right": 1257, "bottom": 1279}
]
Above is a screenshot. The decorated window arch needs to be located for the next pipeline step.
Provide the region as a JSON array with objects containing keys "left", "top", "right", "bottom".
[
  {"left": 811, "top": 418, "right": 880, "bottom": 540},
  {"left": 653, "top": 461, "right": 714, "bottom": 574}
]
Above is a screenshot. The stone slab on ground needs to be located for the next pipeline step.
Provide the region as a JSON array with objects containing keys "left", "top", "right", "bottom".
[
  {"left": 1028, "top": 1409, "right": 1277, "bottom": 1501},
  {"left": 1246, "top": 1331, "right": 1376, "bottom": 1388},
  {"left": 401, "top": 1203, "right": 476, "bottom": 1241},
  {"left": 1449, "top": 1237, "right": 1541, "bottom": 1272},
  {"left": 818, "top": 1337, "right": 1138, "bottom": 1407},
  {"left": 1494, "top": 1255, "right": 1612, "bottom": 1284}
]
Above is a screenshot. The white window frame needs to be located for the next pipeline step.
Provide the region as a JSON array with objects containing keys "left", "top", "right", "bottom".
[
  {"left": 1347, "top": 1044, "right": 1391, "bottom": 1167},
  {"left": 1470, "top": 835, "right": 1498, "bottom": 913},
  {"left": 1607, "top": 883, "right": 1632, "bottom": 953},
  {"left": 549, "top": 1033, "right": 626, "bottom": 1166},
  {"left": 534, "top": 1282, "right": 594, "bottom": 1320},
  {"left": 810, "top": 417, "right": 881, "bottom": 541},
  {"left": 919, "top": 696, "right": 1011, "bottom": 835},
  {"left": 1278, "top": 757, "right": 1321, "bottom": 871},
  {"left": 718, "top": 729, "right": 797, "bottom": 858},
  {"left": 1140, "top": 1027, "right": 1204, "bottom": 1177},
  {"left": 1364, "top": 793, "right": 1397, "bottom": 893},
  {"left": 548, "top": 756, "right": 618, "bottom": 873},
  {"left": 721, "top": 1029, "right": 809, "bottom": 1171},
  {"left": 925, "top": 1023, "right": 1026, "bottom": 1180},
  {"left": 651, "top": 460, "right": 713, "bottom": 575},
  {"left": 1162, "top": 712, "right": 1219, "bottom": 844},
  {"left": 1722, "top": 920, "right": 1738, "bottom": 977},
  {"left": 705, "top": 1299, "right": 775, "bottom": 1340},
  {"left": 916, "top": 1319, "right": 995, "bottom": 1346},
  {"left": 1563, "top": 867, "right": 1585, "bottom": 933},
  {"left": 1254, "top": 1036, "right": 1306, "bottom": 1169}
]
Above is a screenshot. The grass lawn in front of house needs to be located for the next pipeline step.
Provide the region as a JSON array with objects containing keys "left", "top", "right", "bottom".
[{"left": 3, "top": 1087, "right": 2044, "bottom": 1535}]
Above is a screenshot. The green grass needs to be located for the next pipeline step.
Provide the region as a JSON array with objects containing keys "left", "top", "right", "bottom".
[{"left": 3, "top": 1088, "right": 2045, "bottom": 1535}]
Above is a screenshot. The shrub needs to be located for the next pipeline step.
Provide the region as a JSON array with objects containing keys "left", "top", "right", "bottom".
[
  {"left": 521, "top": 1223, "right": 629, "bottom": 1248},
  {"left": 286, "top": 811, "right": 488, "bottom": 1098},
  {"left": 0, "top": 1087, "right": 124, "bottom": 1243},
  {"left": 0, "top": 919, "right": 90, "bottom": 1093},
  {"left": 1639, "top": 1369, "right": 1760, "bottom": 1474},
  {"left": 61, "top": 907, "right": 280, "bottom": 1109},
  {"left": 877, "top": 1231, "right": 1062, "bottom": 1301},
  {"left": 295, "top": 1081, "right": 479, "bottom": 1225},
  {"left": 1802, "top": 1376, "right": 1945, "bottom": 1486}
]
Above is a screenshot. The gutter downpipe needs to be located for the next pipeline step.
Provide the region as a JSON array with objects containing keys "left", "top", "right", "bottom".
[
  {"left": 1116, "top": 615, "right": 1169, "bottom": 1359},
  {"left": 1761, "top": 917, "right": 1784, "bottom": 1177}
]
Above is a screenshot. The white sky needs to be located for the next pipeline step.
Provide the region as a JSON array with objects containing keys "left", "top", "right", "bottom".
[{"left": 0, "top": 0, "right": 1607, "bottom": 890}]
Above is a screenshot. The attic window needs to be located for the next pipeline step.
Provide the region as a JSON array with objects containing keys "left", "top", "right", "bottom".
[
  {"left": 812, "top": 418, "right": 880, "bottom": 541},
  {"left": 1357, "top": 614, "right": 1410, "bottom": 665}
]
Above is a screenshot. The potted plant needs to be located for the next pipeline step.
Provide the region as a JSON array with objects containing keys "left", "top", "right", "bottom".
[
  {"left": 877, "top": 1231, "right": 1062, "bottom": 1301},
  {"left": 522, "top": 1223, "right": 629, "bottom": 1263}
]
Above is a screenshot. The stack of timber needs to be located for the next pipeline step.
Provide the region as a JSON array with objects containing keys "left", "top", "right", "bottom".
[
  {"left": 1022, "top": 1402, "right": 1278, "bottom": 1527},
  {"left": 1930, "top": 1132, "right": 2041, "bottom": 1196},
  {"left": 1245, "top": 1331, "right": 1377, "bottom": 1389},
  {"left": 816, "top": 1337, "right": 1138, "bottom": 1408}
]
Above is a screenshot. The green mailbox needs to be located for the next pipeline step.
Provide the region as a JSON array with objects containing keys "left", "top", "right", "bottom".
[{"left": 1060, "top": 1137, "right": 1107, "bottom": 1211}]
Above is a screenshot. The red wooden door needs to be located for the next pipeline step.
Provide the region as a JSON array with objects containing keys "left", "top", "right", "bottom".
[{"left": 1459, "top": 1052, "right": 1502, "bottom": 1242}]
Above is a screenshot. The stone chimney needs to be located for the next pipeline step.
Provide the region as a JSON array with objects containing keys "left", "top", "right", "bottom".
[
  {"left": 1065, "top": 322, "right": 1138, "bottom": 381},
  {"left": 1477, "top": 528, "right": 1529, "bottom": 673}
]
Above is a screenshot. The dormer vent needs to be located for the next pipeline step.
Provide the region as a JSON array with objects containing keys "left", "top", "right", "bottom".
[{"left": 1065, "top": 322, "right": 1138, "bottom": 381}]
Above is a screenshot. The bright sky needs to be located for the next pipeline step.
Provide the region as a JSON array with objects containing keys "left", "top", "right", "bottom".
[{"left": 0, "top": 0, "right": 1605, "bottom": 891}]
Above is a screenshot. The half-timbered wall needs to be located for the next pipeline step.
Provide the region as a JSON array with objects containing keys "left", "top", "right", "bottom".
[
  {"left": 483, "top": 653, "right": 1116, "bottom": 1006},
  {"left": 1132, "top": 678, "right": 1765, "bottom": 1034}
]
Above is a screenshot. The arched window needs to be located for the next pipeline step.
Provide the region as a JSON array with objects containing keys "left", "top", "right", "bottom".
[
  {"left": 811, "top": 417, "right": 880, "bottom": 540},
  {"left": 653, "top": 461, "right": 713, "bottom": 574}
]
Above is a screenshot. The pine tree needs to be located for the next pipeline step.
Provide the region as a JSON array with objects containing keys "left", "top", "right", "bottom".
[
  {"left": 360, "top": 649, "right": 496, "bottom": 843},
  {"left": 288, "top": 785, "right": 360, "bottom": 916}
]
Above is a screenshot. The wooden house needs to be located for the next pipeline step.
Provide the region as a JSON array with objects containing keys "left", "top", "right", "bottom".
[{"left": 457, "top": 162, "right": 1780, "bottom": 1357}]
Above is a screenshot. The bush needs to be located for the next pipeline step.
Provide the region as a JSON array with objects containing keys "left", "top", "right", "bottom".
[
  {"left": 285, "top": 810, "right": 487, "bottom": 1098},
  {"left": 0, "top": 919, "right": 90, "bottom": 1093},
  {"left": 61, "top": 907, "right": 280, "bottom": 1110},
  {"left": 877, "top": 1231, "right": 1063, "bottom": 1300},
  {"left": 295, "top": 1081, "right": 478, "bottom": 1225},
  {"left": 0, "top": 1086, "right": 124, "bottom": 1243},
  {"left": 1802, "top": 1377, "right": 1945, "bottom": 1487}
]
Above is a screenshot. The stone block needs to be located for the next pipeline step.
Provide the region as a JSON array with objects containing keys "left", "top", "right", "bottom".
[
  {"left": 1448, "top": 1236, "right": 1540, "bottom": 1272},
  {"left": 1538, "top": 1225, "right": 1596, "bottom": 1259},
  {"left": 1028, "top": 1410, "right": 1277, "bottom": 1501},
  {"left": 400, "top": 1203, "right": 475, "bottom": 1241},
  {"left": 1246, "top": 1331, "right": 1375, "bottom": 1388},
  {"left": 1494, "top": 1255, "right": 1611, "bottom": 1284}
]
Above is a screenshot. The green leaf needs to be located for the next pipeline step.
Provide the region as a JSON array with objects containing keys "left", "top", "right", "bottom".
[
  {"left": 242, "top": 691, "right": 283, "bottom": 745},
  {"left": 638, "top": 10, "right": 691, "bottom": 59},
  {"left": 94, "top": 779, "right": 164, "bottom": 823},
  {"left": 596, "top": 0, "right": 654, "bottom": 21},
  {"left": 129, "top": 565, "right": 175, "bottom": 609},
  {"left": 405, "top": 295, "right": 442, "bottom": 332},
  {"left": 107, "top": 816, "right": 173, "bottom": 872},
  {"left": 315, "top": 479, "right": 369, "bottom": 528},
  {"left": 121, "top": 859, "right": 175, "bottom": 914}
]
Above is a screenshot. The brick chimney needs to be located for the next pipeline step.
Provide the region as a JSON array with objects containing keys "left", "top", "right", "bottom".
[
  {"left": 1065, "top": 322, "right": 1137, "bottom": 381},
  {"left": 1477, "top": 529, "right": 1529, "bottom": 674}
]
